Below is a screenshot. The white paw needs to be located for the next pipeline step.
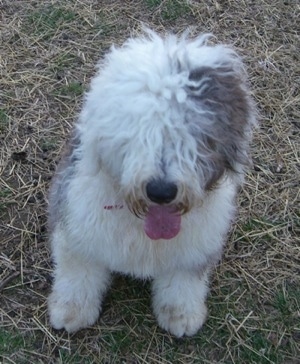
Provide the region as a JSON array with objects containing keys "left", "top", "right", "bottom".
[
  {"left": 48, "top": 291, "right": 100, "bottom": 333},
  {"left": 152, "top": 270, "right": 210, "bottom": 337},
  {"left": 155, "top": 303, "right": 207, "bottom": 337}
]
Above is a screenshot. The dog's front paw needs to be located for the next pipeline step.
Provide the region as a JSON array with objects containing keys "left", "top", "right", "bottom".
[
  {"left": 152, "top": 270, "right": 210, "bottom": 337},
  {"left": 48, "top": 291, "right": 100, "bottom": 333},
  {"left": 155, "top": 303, "right": 207, "bottom": 337}
]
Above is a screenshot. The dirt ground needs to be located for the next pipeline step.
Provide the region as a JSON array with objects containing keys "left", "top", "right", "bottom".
[{"left": 0, "top": 1, "right": 299, "bottom": 363}]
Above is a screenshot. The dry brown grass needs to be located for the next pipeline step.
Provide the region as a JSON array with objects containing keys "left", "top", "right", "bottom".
[{"left": 0, "top": 0, "right": 299, "bottom": 363}]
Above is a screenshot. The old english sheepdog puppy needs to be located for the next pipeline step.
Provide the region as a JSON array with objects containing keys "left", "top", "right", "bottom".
[{"left": 48, "top": 30, "right": 256, "bottom": 337}]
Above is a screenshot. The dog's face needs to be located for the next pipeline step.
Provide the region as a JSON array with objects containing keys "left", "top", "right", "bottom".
[{"left": 79, "top": 32, "right": 255, "bottom": 239}]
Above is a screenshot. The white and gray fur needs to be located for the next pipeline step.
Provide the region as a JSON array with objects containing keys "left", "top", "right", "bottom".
[{"left": 48, "top": 30, "right": 256, "bottom": 337}]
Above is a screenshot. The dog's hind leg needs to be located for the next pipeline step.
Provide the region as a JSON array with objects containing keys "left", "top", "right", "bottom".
[
  {"left": 48, "top": 225, "right": 111, "bottom": 333},
  {"left": 152, "top": 268, "right": 210, "bottom": 337}
]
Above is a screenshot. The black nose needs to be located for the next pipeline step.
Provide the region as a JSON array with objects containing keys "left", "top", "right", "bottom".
[{"left": 146, "top": 179, "right": 178, "bottom": 204}]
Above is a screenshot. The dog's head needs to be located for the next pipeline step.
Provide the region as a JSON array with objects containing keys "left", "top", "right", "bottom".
[{"left": 78, "top": 30, "right": 256, "bottom": 239}]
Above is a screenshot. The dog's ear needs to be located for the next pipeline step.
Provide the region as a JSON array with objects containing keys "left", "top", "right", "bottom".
[{"left": 187, "top": 65, "right": 255, "bottom": 189}]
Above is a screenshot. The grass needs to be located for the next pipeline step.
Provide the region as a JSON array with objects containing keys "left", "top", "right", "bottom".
[
  {"left": 0, "top": 188, "right": 12, "bottom": 199},
  {"left": 40, "top": 137, "right": 58, "bottom": 152},
  {"left": 54, "top": 81, "right": 85, "bottom": 98},
  {"left": 145, "top": 0, "right": 192, "bottom": 21},
  {"left": 0, "top": 329, "right": 27, "bottom": 357},
  {"left": 26, "top": 6, "right": 77, "bottom": 40},
  {"left": 0, "top": 188, "right": 13, "bottom": 216},
  {"left": 49, "top": 53, "right": 79, "bottom": 73},
  {"left": 0, "top": 109, "right": 9, "bottom": 133},
  {"left": 0, "top": 0, "right": 299, "bottom": 363},
  {"left": 274, "top": 285, "right": 300, "bottom": 320}
]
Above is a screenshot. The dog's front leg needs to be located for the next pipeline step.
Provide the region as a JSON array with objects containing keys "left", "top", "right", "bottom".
[
  {"left": 152, "top": 268, "right": 210, "bottom": 337},
  {"left": 48, "top": 237, "right": 111, "bottom": 333}
]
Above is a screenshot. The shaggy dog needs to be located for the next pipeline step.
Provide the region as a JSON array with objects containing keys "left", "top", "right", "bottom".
[{"left": 48, "top": 30, "right": 256, "bottom": 337}]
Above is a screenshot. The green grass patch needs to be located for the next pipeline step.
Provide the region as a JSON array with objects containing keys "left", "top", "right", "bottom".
[
  {"left": 50, "top": 53, "right": 78, "bottom": 73},
  {"left": 26, "top": 6, "right": 76, "bottom": 39},
  {"left": 0, "top": 187, "right": 13, "bottom": 215},
  {"left": 0, "top": 108, "right": 9, "bottom": 132},
  {"left": 0, "top": 329, "right": 27, "bottom": 357},
  {"left": 145, "top": 0, "right": 162, "bottom": 8},
  {"left": 54, "top": 81, "right": 85, "bottom": 98},
  {"left": 238, "top": 331, "right": 282, "bottom": 364},
  {"left": 145, "top": 0, "right": 191, "bottom": 21},
  {"left": 0, "top": 187, "right": 12, "bottom": 199},
  {"left": 273, "top": 284, "right": 300, "bottom": 323},
  {"left": 233, "top": 217, "right": 281, "bottom": 245},
  {"left": 102, "top": 328, "right": 134, "bottom": 356},
  {"left": 56, "top": 349, "right": 93, "bottom": 364},
  {"left": 93, "top": 12, "right": 118, "bottom": 37},
  {"left": 240, "top": 217, "right": 282, "bottom": 232},
  {"left": 201, "top": 278, "right": 293, "bottom": 363},
  {"left": 40, "top": 137, "right": 58, "bottom": 152}
]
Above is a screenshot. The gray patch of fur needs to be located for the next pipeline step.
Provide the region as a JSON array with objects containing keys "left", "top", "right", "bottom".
[
  {"left": 48, "top": 130, "right": 81, "bottom": 232},
  {"left": 186, "top": 65, "right": 255, "bottom": 190}
]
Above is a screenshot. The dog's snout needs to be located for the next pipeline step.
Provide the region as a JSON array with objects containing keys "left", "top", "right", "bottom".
[{"left": 146, "top": 179, "right": 178, "bottom": 204}]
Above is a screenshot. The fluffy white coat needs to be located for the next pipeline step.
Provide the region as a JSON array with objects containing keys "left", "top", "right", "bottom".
[{"left": 48, "top": 30, "right": 255, "bottom": 337}]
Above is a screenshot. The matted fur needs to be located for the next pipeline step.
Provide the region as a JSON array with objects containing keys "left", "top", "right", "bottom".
[{"left": 48, "top": 30, "right": 256, "bottom": 337}]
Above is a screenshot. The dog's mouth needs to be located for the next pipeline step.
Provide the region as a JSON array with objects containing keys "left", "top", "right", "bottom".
[{"left": 144, "top": 205, "right": 181, "bottom": 240}]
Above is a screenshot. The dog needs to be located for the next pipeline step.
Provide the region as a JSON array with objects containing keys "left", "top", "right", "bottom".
[{"left": 47, "top": 29, "right": 256, "bottom": 337}]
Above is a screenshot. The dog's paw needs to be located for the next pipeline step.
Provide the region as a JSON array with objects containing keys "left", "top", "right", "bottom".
[
  {"left": 48, "top": 291, "right": 100, "bottom": 333},
  {"left": 152, "top": 270, "right": 210, "bottom": 337},
  {"left": 155, "top": 303, "right": 207, "bottom": 337}
]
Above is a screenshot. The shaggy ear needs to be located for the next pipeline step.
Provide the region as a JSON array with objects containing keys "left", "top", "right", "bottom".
[{"left": 187, "top": 65, "right": 255, "bottom": 189}]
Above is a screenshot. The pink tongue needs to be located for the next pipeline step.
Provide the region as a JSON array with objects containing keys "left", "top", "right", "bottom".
[{"left": 144, "top": 205, "right": 181, "bottom": 240}]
